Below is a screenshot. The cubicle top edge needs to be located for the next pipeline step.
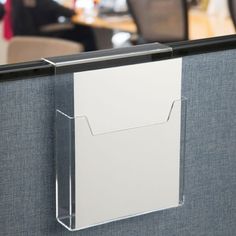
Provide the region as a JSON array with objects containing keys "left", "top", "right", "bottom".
[
  {"left": 0, "top": 60, "right": 53, "bottom": 82},
  {"left": 0, "top": 34, "right": 236, "bottom": 82},
  {"left": 168, "top": 34, "right": 236, "bottom": 57}
]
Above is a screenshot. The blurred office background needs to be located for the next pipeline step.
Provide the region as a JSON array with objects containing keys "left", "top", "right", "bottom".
[{"left": 0, "top": 0, "right": 235, "bottom": 65}]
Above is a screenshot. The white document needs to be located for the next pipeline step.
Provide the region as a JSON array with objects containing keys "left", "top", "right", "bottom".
[{"left": 73, "top": 58, "right": 183, "bottom": 229}]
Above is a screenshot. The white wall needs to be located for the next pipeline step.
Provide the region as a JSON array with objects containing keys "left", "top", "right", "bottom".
[{"left": 0, "top": 22, "right": 8, "bottom": 65}]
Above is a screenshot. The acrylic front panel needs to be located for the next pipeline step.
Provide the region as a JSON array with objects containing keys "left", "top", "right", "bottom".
[
  {"left": 0, "top": 48, "right": 236, "bottom": 235},
  {"left": 55, "top": 58, "right": 185, "bottom": 230}
]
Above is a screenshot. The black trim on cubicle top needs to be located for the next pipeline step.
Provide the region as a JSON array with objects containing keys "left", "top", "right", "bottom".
[
  {"left": 0, "top": 60, "right": 53, "bottom": 81},
  {"left": 168, "top": 34, "right": 236, "bottom": 57},
  {"left": 0, "top": 35, "right": 236, "bottom": 81}
]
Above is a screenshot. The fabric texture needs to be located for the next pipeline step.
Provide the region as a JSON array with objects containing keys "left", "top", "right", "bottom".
[{"left": 0, "top": 49, "right": 236, "bottom": 235}]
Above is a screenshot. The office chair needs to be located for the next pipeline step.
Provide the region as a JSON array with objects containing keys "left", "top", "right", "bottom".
[
  {"left": 7, "top": 36, "right": 83, "bottom": 64},
  {"left": 127, "top": 0, "right": 189, "bottom": 43},
  {"left": 228, "top": 0, "right": 236, "bottom": 29}
]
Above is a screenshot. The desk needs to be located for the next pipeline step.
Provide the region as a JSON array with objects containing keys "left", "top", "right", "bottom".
[
  {"left": 72, "top": 14, "right": 136, "bottom": 33},
  {"left": 72, "top": 9, "right": 235, "bottom": 40},
  {"left": 189, "top": 9, "right": 235, "bottom": 39}
]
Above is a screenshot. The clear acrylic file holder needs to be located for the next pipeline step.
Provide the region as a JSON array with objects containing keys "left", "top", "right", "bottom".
[{"left": 47, "top": 46, "right": 187, "bottom": 231}]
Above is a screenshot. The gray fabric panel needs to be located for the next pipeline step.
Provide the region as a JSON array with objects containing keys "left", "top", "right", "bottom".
[{"left": 0, "top": 49, "right": 236, "bottom": 236}]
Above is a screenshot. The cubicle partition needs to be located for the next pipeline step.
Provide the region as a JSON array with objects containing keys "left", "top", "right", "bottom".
[{"left": 0, "top": 35, "right": 236, "bottom": 235}]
